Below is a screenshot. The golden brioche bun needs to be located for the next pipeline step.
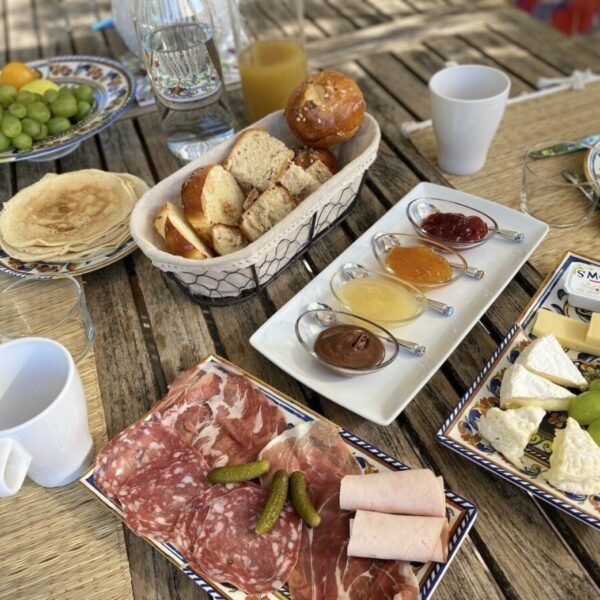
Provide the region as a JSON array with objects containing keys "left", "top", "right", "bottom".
[
  {"left": 285, "top": 71, "right": 365, "bottom": 147},
  {"left": 293, "top": 147, "right": 338, "bottom": 174}
]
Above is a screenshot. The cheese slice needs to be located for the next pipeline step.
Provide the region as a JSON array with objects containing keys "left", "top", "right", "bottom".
[
  {"left": 516, "top": 333, "right": 587, "bottom": 390},
  {"left": 586, "top": 313, "right": 600, "bottom": 347},
  {"left": 532, "top": 309, "right": 600, "bottom": 356},
  {"left": 500, "top": 364, "right": 575, "bottom": 411},
  {"left": 542, "top": 417, "right": 600, "bottom": 495},
  {"left": 477, "top": 406, "right": 545, "bottom": 469}
]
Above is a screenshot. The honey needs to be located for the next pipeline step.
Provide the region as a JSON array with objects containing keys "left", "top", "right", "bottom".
[{"left": 385, "top": 245, "right": 453, "bottom": 285}]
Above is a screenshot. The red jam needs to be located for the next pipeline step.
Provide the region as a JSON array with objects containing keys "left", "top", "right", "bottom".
[{"left": 420, "top": 212, "right": 488, "bottom": 243}]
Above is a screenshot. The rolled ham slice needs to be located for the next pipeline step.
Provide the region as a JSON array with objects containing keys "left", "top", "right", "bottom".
[
  {"left": 347, "top": 511, "right": 448, "bottom": 563},
  {"left": 340, "top": 469, "right": 446, "bottom": 517}
]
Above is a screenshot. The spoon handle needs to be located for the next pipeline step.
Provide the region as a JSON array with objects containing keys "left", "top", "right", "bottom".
[
  {"left": 427, "top": 299, "right": 454, "bottom": 316},
  {"left": 494, "top": 229, "right": 525, "bottom": 242},
  {"left": 395, "top": 338, "right": 426, "bottom": 356},
  {"left": 464, "top": 266, "right": 485, "bottom": 279}
]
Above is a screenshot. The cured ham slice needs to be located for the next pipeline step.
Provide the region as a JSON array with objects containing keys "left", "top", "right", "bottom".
[
  {"left": 117, "top": 446, "right": 211, "bottom": 542},
  {"left": 153, "top": 366, "right": 287, "bottom": 468},
  {"left": 93, "top": 420, "right": 188, "bottom": 499},
  {"left": 340, "top": 469, "right": 446, "bottom": 517},
  {"left": 175, "top": 484, "right": 302, "bottom": 594},
  {"left": 348, "top": 511, "right": 448, "bottom": 563},
  {"left": 261, "top": 421, "right": 419, "bottom": 599}
]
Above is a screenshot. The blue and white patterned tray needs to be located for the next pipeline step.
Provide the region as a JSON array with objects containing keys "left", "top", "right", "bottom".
[
  {"left": 437, "top": 251, "right": 600, "bottom": 531},
  {"left": 81, "top": 355, "right": 477, "bottom": 600}
]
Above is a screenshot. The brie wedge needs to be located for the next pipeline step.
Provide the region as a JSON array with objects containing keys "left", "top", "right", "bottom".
[
  {"left": 516, "top": 333, "right": 587, "bottom": 390},
  {"left": 477, "top": 406, "right": 545, "bottom": 469},
  {"left": 500, "top": 364, "right": 575, "bottom": 411},
  {"left": 542, "top": 417, "right": 600, "bottom": 495}
]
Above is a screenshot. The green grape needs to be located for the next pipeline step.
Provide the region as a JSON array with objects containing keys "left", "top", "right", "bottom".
[
  {"left": 15, "top": 91, "right": 36, "bottom": 106},
  {"left": 50, "top": 96, "right": 77, "bottom": 119},
  {"left": 1, "top": 114, "right": 22, "bottom": 138},
  {"left": 12, "top": 132, "right": 33, "bottom": 150},
  {"left": 74, "top": 100, "right": 91, "bottom": 121},
  {"left": 8, "top": 102, "right": 26, "bottom": 119},
  {"left": 568, "top": 391, "right": 600, "bottom": 426},
  {"left": 31, "top": 123, "right": 48, "bottom": 141},
  {"left": 43, "top": 89, "right": 59, "bottom": 105},
  {"left": 74, "top": 84, "right": 94, "bottom": 104},
  {"left": 588, "top": 419, "right": 600, "bottom": 446},
  {"left": 0, "top": 106, "right": 3, "bottom": 121},
  {"left": 0, "top": 131, "right": 10, "bottom": 152},
  {"left": 21, "top": 117, "right": 41, "bottom": 137},
  {"left": 58, "top": 87, "right": 75, "bottom": 98},
  {"left": 0, "top": 84, "right": 17, "bottom": 106},
  {"left": 46, "top": 116, "right": 71, "bottom": 135},
  {"left": 26, "top": 101, "right": 51, "bottom": 123},
  {"left": 589, "top": 379, "right": 600, "bottom": 391}
]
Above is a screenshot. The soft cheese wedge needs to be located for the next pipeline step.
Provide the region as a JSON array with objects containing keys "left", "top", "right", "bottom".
[
  {"left": 500, "top": 364, "right": 575, "bottom": 411},
  {"left": 477, "top": 406, "right": 545, "bottom": 469},
  {"left": 542, "top": 417, "right": 600, "bottom": 495},
  {"left": 516, "top": 333, "right": 588, "bottom": 390}
]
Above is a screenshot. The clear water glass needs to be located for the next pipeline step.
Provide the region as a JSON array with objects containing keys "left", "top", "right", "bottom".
[
  {"left": 522, "top": 141, "right": 600, "bottom": 228},
  {"left": 135, "top": 0, "right": 236, "bottom": 161}
]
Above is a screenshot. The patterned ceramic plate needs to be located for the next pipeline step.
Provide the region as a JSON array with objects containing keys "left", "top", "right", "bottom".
[
  {"left": 438, "top": 251, "right": 600, "bottom": 530},
  {"left": 0, "top": 55, "right": 134, "bottom": 163},
  {"left": 81, "top": 355, "right": 478, "bottom": 600},
  {"left": 0, "top": 236, "right": 137, "bottom": 278}
]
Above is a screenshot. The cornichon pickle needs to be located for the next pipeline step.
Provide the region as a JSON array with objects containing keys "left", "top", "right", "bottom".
[
  {"left": 255, "top": 469, "right": 289, "bottom": 535},
  {"left": 207, "top": 459, "right": 270, "bottom": 484},
  {"left": 289, "top": 471, "right": 321, "bottom": 528},
  {"left": 568, "top": 391, "right": 600, "bottom": 426}
]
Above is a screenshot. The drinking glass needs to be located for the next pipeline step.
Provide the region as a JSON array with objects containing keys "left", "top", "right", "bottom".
[
  {"left": 0, "top": 275, "right": 95, "bottom": 364},
  {"left": 135, "top": 0, "right": 236, "bottom": 161},
  {"left": 227, "top": 0, "right": 308, "bottom": 123},
  {"left": 522, "top": 141, "right": 600, "bottom": 228}
]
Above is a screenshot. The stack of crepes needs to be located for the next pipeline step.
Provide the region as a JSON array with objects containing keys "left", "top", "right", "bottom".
[
  {"left": 341, "top": 469, "right": 449, "bottom": 563},
  {"left": 0, "top": 169, "right": 149, "bottom": 264}
]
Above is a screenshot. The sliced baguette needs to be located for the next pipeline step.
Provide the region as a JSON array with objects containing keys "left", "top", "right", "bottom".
[
  {"left": 306, "top": 159, "right": 334, "bottom": 184},
  {"left": 156, "top": 202, "right": 213, "bottom": 260},
  {"left": 277, "top": 162, "right": 320, "bottom": 201},
  {"left": 212, "top": 224, "right": 249, "bottom": 256},
  {"left": 240, "top": 185, "right": 296, "bottom": 242},
  {"left": 223, "top": 128, "right": 294, "bottom": 191}
]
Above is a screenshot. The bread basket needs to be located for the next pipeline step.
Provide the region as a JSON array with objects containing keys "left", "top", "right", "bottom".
[{"left": 130, "top": 111, "right": 381, "bottom": 305}]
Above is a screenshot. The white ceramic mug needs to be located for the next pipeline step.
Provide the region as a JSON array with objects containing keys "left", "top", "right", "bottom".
[
  {"left": 429, "top": 64, "right": 510, "bottom": 176},
  {"left": 0, "top": 337, "right": 93, "bottom": 497}
]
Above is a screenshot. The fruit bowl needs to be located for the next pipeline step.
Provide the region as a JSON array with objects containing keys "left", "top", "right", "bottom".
[{"left": 0, "top": 55, "right": 134, "bottom": 163}]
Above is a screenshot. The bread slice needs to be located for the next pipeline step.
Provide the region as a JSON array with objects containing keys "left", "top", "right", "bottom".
[
  {"left": 277, "top": 162, "right": 320, "bottom": 201},
  {"left": 306, "top": 159, "right": 334, "bottom": 184},
  {"left": 240, "top": 186, "right": 296, "bottom": 242},
  {"left": 181, "top": 164, "right": 244, "bottom": 230},
  {"left": 243, "top": 188, "right": 260, "bottom": 211},
  {"left": 156, "top": 202, "right": 213, "bottom": 260},
  {"left": 223, "top": 129, "right": 294, "bottom": 191},
  {"left": 154, "top": 203, "right": 170, "bottom": 239},
  {"left": 212, "top": 224, "right": 249, "bottom": 256}
]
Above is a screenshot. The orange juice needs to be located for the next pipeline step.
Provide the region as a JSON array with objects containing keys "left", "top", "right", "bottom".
[{"left": 239, "top": 39, "right": 308, "bottom": 123}]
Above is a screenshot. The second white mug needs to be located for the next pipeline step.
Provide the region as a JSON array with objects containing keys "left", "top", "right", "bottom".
[{"left": 429, "top": 64, "right": 510, "bottom": 176}]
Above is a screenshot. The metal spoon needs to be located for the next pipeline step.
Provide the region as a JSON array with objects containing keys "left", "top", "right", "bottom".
[
  {"left": 343, "top": 262, "right": 455, "bottom": 317},
  {"left": 416, "top": 200, "right": 524, "bottom": 243},
  {"left": 307, "top": 302, "right": 426, "bottom": 357}
]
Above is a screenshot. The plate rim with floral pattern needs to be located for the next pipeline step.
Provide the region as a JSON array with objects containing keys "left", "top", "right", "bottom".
[
  {"left": 437, "top": 250, "right": 600, "bottom": 531},
  {"left": 80, "top": 354, "right": 478, "bottom": 600},
  {"left": 0, "top": 54, "right": 134, "bottom": 163}
]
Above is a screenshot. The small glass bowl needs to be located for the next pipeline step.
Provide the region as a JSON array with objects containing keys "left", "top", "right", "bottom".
[
  {"left": 407, "top": 197, "right": 499, "bottom": 250},
  {"left": 372, "top": 232, "right": 469, "bottom": 289},
  {"left": 330, "top": 264, "right": 427, "bottom": 326},
  {"left": 295, "top": 308, "right": 400, "bottom": 376}
]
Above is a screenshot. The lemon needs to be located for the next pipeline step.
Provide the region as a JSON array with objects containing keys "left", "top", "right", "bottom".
[{"left": 20, "top": 79, "right": 59, "bottom": 95}]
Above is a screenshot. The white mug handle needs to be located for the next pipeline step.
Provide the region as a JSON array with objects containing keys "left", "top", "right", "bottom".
[{"left": 0, "top": 438, "right": 32, "bottom": 497}]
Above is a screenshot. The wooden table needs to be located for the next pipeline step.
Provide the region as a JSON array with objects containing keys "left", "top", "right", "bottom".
[{"left": 2, "top": 0, "right": 600, "bottom": 598}]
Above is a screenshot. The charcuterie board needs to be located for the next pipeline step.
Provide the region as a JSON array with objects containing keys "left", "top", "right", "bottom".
[
  {"left": 81, "top": 355, "right": 477, "bottom": 599},
  {"left": 438, "top": 251, "right": 600, "bottom": 530}
]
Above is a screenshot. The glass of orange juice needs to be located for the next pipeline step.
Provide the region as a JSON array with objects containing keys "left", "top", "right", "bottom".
[{"left": 227, "top": 0, "right": 308, "bottom": 123}]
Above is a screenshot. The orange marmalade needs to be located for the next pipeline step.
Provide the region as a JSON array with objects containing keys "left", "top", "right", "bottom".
[{"left": 385, "top": 245, "right": 453, "bottom": 284}]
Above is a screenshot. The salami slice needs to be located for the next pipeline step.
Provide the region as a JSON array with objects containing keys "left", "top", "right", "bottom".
[
  {"left": 117, "top": 446, "right": 211, "bottom": 542},
  {"left": 94, "top": 420, "right": 189, "bottom": 499},
  {"left": 179, "top": 486, "right": 302, "bottom": 594}
]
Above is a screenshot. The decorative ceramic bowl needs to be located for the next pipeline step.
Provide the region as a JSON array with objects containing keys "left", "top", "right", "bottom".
[{"left": 0, "top": 55, "right": 135, "bottom": 163}]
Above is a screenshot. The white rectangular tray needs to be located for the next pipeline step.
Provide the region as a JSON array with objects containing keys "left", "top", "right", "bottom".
[{"left": 250, "top": 182, "right": 548, "bottom": 425}]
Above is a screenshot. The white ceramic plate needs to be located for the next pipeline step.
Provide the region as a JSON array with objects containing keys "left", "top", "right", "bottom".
[{"left": 250, "top": 182, "right": 549, "bottom": 426}]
